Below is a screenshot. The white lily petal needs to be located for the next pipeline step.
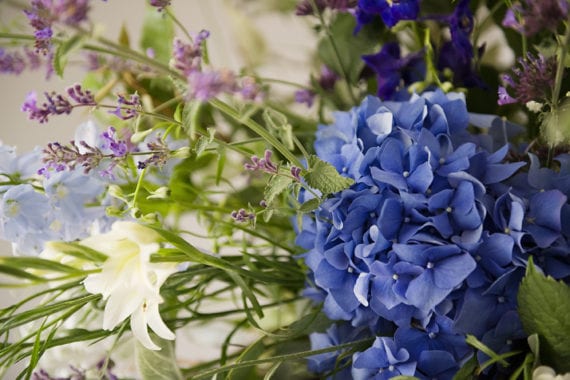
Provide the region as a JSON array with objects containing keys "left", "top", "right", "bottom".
[
  {"left": 102, "top": 288, "right": 142, "bottom": 331},
  {"left": 130, "top": 304, "right": 160, "bottom": 351},
  {"left": 146, "top": 302, "right": 175, "bottom": 340}
]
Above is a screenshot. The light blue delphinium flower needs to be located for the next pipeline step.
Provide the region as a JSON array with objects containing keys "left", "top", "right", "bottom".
[{"left": 0, "top": 184, "right": 56, "bottom": 254}]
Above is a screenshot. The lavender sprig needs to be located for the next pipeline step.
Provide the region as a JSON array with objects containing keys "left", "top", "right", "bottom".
[{"left": 22, "top": 84, "right": 96, "bottom": 124}]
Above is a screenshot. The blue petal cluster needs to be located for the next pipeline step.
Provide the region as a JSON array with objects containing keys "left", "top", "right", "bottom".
[{"left": 300, "top": 91, "right": 570, "bottom": 378}]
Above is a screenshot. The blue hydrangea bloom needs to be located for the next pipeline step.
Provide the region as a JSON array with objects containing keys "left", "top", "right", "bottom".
[
  {"left": 352, "top": 336, "right": 416, "bottom": 379},
  {"left": 300, "top": 90, "right": 570, "bottom": 378}
]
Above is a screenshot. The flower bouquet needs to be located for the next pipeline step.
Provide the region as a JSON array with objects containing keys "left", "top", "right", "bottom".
[{"left": 0, "top": 0, "right": 569, "bottom": 379}]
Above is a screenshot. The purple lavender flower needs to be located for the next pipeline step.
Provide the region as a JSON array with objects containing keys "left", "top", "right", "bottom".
[
  {"left": 231, "top": 208, "right": 255, "bottom": 222},
  {"left": 238, "top": 77, "right": 263, "bottom": 102},
  {"left": 244, "top": 150, "right": 279, "bottom": 174},
  {"left": 24, "top": 0, "right": 90, "bottom": 53},
  {"left": 172, "top": 33, "right": 209, "bottom": 76},
  {"left": 0, "top": 49, "right": 26, "bottom": 75},
  {"left": 22, "top": 85, "right": 96, "bottom": 123},
  {"left": 294, "top": 89, "right": 316, "bottom": 107},
  {"left": 108, "top": 93, "right": 141, "bottom": 120},
  {"left": 101, "top": 127, "right": 129, "bottom": 157},
  {"left": 502, "top": 0, "right": 569, "bottom": 37},
  {"left": 498, "top": 53, "right": 558, "bottom": 106},
  {"left": 188, "top": 69, "right": 237, "bottom": 101}
]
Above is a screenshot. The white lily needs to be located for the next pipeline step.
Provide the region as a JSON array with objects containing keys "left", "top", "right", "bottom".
[{"left": 82, "top": 221, "right": 177, "bottom": 350}]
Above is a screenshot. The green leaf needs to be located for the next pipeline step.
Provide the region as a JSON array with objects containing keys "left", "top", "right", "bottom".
[
  {"left": 0, "top": 265, "right": 46, "bottom": 283},
  {"left": 53, "top": 34, "right": 86, "bottom": 78},
  {"left": 0, "top": 257, "right": 82, "bottom": 274},
  {"left": 194, "top": 127, "right": 215, "bottom": 156},
  {"left": 46, "top": 242, "right": 107, "bottom": 263},
  {"left": 135, "top": 334, "right": 182, "bottom": 380},
  {"left": 304, "top": 156, "right": 354, "bottom": 196},
  {"left": 452, "top": 354, "right": 478, "bottom": 380},
  {"left": 264, "top": 175, "right": 293, "bottom": 206},
  {"left": 140, "top": 6, "right": 174, "bottom": 64},
  {"left": 298, "top": 198, "right": 321, "bottom": 213},
  {"left": 517, "top": 257, "right": 570, "bottom": 371}
]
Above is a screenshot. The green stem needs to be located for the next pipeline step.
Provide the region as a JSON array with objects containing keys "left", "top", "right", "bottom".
[
  {"left": 310, "top": 0, "right": 358, "bottom": 104},
  {"left": 192, "top": 337, "right": 374, "bottom": 379},
  {"left": 551, "top": 22, "right": 570, "bottom": 109},
  {"left": 165, "top": 8, "right": 192, "bottom": 41},
  {"left": 209, "top": 99, "right": 303, "bottom": 168}
]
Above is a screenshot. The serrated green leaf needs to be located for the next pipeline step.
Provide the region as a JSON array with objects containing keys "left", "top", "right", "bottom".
[
  {"left": 194, "top": 127, "right": 215, "bottom": 156},
  {"left": 517, "top": 257, "right": 570, "bottom": 371},
  {"left": 298, "top": 198, "right": 321, "bottom": 213},
  {"left": 264, "top": 175, "right": 293, "bottom": 206},
  {"left": 53, "top": 34, "right": 86, "bottom": 78},
  {"left": 304, "top": 156, "right": 353, "bottom": 196},
  {"left": 140, "top": 6, "right": 174, "bottom": 64},
  {"left": 135, "top": 334, "right": 182, "bottom": 380}
]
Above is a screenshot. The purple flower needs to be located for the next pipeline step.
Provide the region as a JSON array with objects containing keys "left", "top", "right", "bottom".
[
  {"left": 0, "top": 49, "right": 26, "bottom": 75},
  {"left": 498, "top": 53, "right": 557, "bottom": 106},
  {"left": 172, "top": 35, "right": 208, "bottom": 76},
  {"left": 24, "top": 0, "right": 90, "bottom": 53},
  {"left": 357, "top": 0, "right": 420, "bottom": 28},
  {"left": 101, "top": 127, "right": 130, "bottom": 157},
  {"left": 502, "top": 0, "right": 569, "bottom": 37},
  {"left": 108, "top": 93, "right": 141, "bottom": 120},
  {"left": 294, "top": 89, "right": 316, "bottom": 107},
  {"left": 244, "top": 150, "right": 279, "bottom": 174},
  {"left": 187, "top": 69, "right": 237, "bottom": 101},
  {"left": 362, "top": 43, "right": 425, "bottom": 100},
  {"left": 149, "top": 0, "right": 171, "bottom": 11},
  {"left": 21, "top": 85, "right": 96, "bottom": 123}
]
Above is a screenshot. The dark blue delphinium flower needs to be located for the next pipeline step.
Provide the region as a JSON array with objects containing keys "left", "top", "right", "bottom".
[
  {"left": 362, "top": 42, "right": 425, "bottom": 100},
  {"left": 357, "top": 0, "right": 420, "bottom": 28},
  {"left": 352, "top": 336, "right": 416, "bottom": 379}
]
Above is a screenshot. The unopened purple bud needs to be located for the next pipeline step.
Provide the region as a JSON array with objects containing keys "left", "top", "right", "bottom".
[
  {"left": 291, "top": 166, "right": 302, "bottom": 181},
  {"left": 149, "top": 0, "right": 171, "bottom": 11}
]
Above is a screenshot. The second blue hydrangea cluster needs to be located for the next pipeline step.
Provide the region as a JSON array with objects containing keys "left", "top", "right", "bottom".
[{"left": 298, "top": 91, "right": 570, "bottom": 379}]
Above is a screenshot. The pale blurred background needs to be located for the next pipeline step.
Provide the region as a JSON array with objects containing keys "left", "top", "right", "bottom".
[{"left": 0, "top": 1, "right": 315, "bottom": 378}]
